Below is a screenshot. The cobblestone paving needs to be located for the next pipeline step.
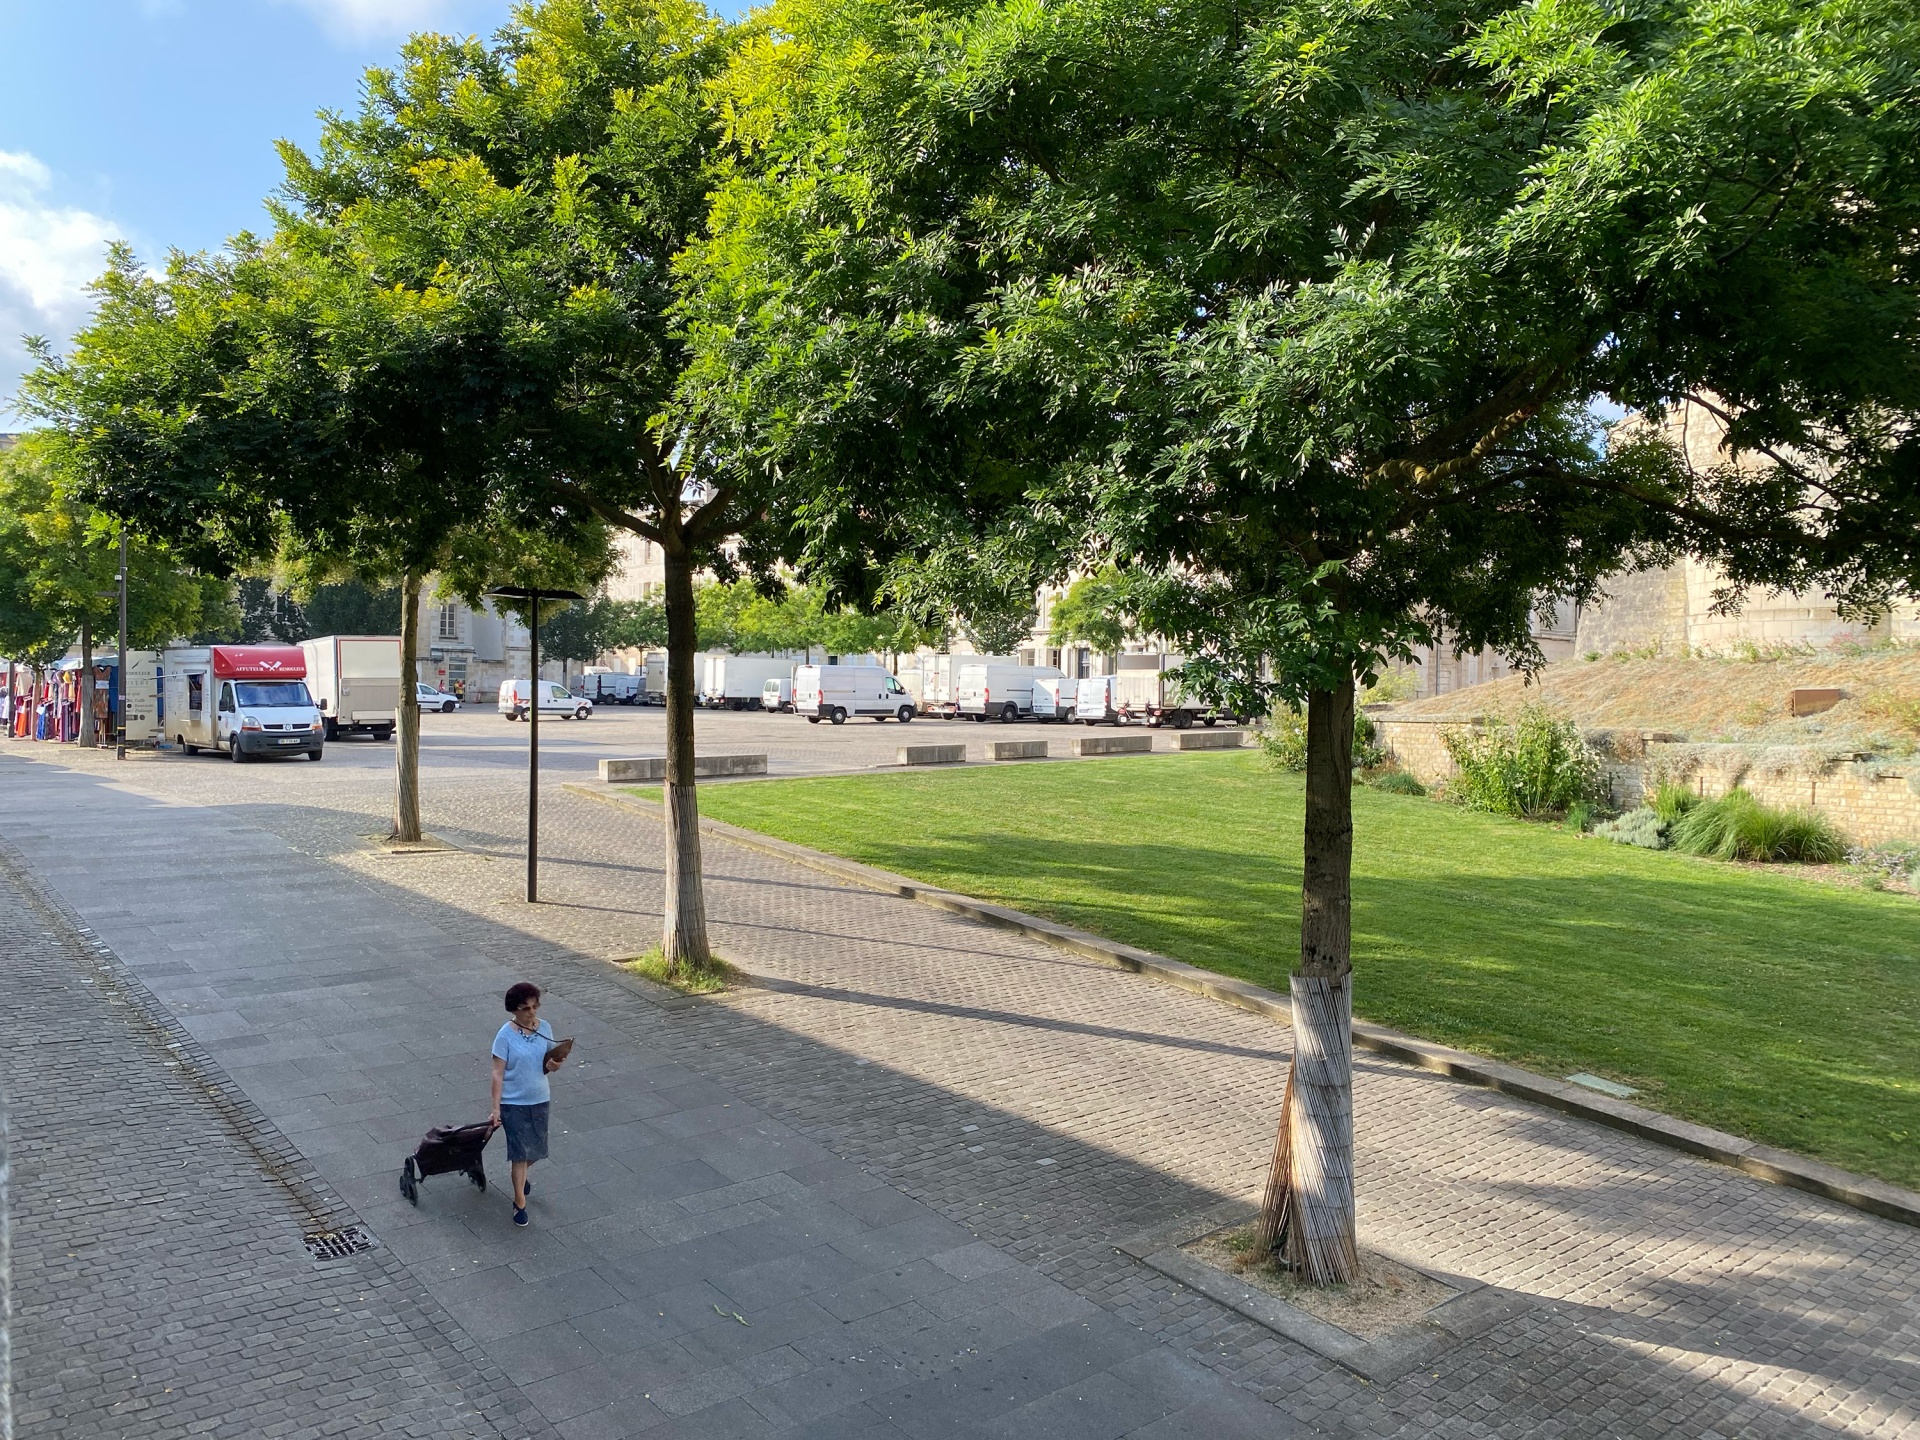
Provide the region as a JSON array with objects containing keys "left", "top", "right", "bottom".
[
  {"left": 0, "top": 839, "right": 547, "bottom": 1440},
  {"left": 7, "top": 738, "right": 1920, "bottom": 1438}
]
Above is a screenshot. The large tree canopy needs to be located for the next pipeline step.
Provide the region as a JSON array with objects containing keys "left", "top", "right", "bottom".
[{"left": 687, "top": 0, "right": 1920, "bottom": 1279}]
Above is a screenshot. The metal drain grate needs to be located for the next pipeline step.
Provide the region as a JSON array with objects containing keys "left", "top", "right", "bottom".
[{"left": 303, "top": 1225, "right": 380, "bottom": 1262}]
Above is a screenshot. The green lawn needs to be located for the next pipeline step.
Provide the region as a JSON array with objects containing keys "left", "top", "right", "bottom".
[{"left": 691, "top": 751, "right": 1920, "bottom": 1188}]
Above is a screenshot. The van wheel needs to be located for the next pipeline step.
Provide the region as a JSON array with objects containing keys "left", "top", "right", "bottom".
[
  {"left": 377, "top": 725, "right": 395, "bottom": 742},
  {"left": 324, "top": 718, "right": 339, "bottom": 742},
  {"left": 229, "top": 739, "right": 247, "bottom": 763},
  {"left": 807, "top": 715, "right": 821, "bottom": 724},
  {"left": 575, "top": 706, "right": 591, "bottom": 720},
  {"left": 1202, "top": 715, "right": 1217, "bottom": 727},
  {"left": 441, "top": 701, "right": 457, "bottom": 713},
  {"left": 1000, "top": 704, "right": 1018, "bottom": 723},
  {"left": 1172, "top": 710, "right": 1193, "bottom": 730},
  {"left": 898, "top": 707, "right": 914, "bottom": 723},
  {"left": 181, "top": 736, "right": 199, "bottom": 755},
  {"left": 308, "top": 748, "right": 324, "bottom": 762},
  {"left": 830, "top": 707, "right": 847, "bottom": 725}
]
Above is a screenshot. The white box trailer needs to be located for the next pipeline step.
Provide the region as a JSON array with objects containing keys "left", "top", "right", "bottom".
[
  {"left": 702, "top": 654, "right": 794, "bottom": 710},
  {"left": 956, "top": 662, "right": 1067, "bottom": 722},
  {"left": 638, "top": 650, "right": 668, "bottom": 704},
  {"left": 300, "top": 635, "right": 401, "bottom": 741},
  {"left": 161, "top": 645, "right": 324, "bottom": 761}
]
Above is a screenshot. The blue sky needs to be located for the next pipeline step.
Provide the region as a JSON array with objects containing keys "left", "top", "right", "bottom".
[{"left": 0, "top": 0, "right": 533, "bottom": 412}]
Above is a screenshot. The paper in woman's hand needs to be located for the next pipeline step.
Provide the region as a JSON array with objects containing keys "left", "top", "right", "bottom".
[{"left": 543, "top": 1037, "right": 575, "bottom": 1073}]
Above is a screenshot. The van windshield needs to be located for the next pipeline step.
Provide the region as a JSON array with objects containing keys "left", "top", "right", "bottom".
[{"left": 234, "top": 681, "right": 313, "bottom": 708}]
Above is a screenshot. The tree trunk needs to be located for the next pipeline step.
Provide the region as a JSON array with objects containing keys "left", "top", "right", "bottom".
[
  {"left": 392, "top": 571, "right": 423, "bottom": 843},
  {"left": 79, "top": 620, "right": 95, "bottom": 748},
  {"left": 1284, "top": 683, "right": 1358, "bottom": 1284},
  {"left": 661, "top": 545, "right": 711, "bottom": 974}
]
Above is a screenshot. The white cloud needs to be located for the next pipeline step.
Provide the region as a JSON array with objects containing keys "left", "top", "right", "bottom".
[
  {"left": 275, "top": 0, "right": 462, "bottom": 42},
  {"left": 0, "top": 150, "right": 127, "bottom": 414}
]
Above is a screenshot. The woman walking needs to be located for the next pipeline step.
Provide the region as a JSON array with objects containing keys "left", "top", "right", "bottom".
[{"left": 490, "top": 981, "right": 556, "bottom": 1227}]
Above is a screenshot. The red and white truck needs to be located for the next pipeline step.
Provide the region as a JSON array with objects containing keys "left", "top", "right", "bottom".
[{"left": 161, "top": 645, "right": 325, "bottom": 761}]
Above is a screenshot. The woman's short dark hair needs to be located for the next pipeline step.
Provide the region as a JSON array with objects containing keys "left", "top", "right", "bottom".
[{"left": 504, "top": 982, "right": 541, "bottom": 1013}]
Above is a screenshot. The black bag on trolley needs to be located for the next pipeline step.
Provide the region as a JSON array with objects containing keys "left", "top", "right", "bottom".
[{"left": 399, "top": 1118, "right": 497, "bottom": 1206}]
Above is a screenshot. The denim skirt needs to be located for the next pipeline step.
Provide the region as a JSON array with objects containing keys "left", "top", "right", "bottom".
[{"left": 500, "top": 1102, "right": 550, "bottom": 1164}]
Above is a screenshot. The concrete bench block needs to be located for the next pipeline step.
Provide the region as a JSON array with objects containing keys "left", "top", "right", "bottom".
[
  {"left": 599, "top": 754, "right": 767, "bottom": 783},
  {"left": 1072, "top": 734, "right": 1153, "bottom": 757},
  {"left": 987, "top": 740, "right": 1050, "bottom": 761},
  {"left": 898, "top": 744, "right": 967, "bottom": 766},
  {"left": 1175, "top": 730, "right": 1245, "bottom": 751}
]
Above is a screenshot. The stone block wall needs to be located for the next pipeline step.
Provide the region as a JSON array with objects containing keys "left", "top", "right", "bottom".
[{"left": 1373, "top": 716, "right": 1920, "bottom": 846}]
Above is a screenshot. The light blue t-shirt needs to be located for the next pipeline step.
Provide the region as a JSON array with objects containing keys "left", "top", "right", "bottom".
[{"left": 492, "top": 1018, "right": 555, "bottom": 1106}]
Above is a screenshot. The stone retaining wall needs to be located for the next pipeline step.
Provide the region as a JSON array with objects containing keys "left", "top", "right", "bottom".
[{"left": 1374, "top": 716, "right": 1919, "bottom": 845}]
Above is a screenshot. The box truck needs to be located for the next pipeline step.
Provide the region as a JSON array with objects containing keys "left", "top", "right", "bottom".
[
  {"left": 956, "top": 662, "right": 1068, "bottom": 722},
  {"left": 701, "top": 655, "right": 794, "bottom": 710},
  {"left": 795, "top": 664, "right": 917, "bottom": 723},
  {"left": 1094, "top": 655, "right": 1223, "bottom": 728},
  {"left": 578, "top": 670, "right": 643, "bottom": 705},
  {"left": 300, "top": 635, "right": 401, "bottom": 741},
  {"left": 162, "top": 645, "right": 324, "bottom": 761}
]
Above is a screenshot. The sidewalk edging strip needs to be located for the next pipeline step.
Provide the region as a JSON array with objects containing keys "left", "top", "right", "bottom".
[{"left": 563, "top": 781, "right": 1920, "bottom": 1230}]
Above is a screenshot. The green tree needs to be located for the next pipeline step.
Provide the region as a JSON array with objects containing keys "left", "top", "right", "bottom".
[
  {"left": 298, "top": 578, "right": 400, "bottom": 639},
  {"left": 0, "top": 435, "right": 225, "bottom": 742},
  {"left": 1048, "top": 568, "right": 1132, "bottom": 656},
  {"left": 689, "top": 0, "right": 1920, "bottom": 1278}
]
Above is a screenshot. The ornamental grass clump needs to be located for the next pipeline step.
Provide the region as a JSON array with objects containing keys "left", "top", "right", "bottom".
[
  {"left": 1593, "top": 808, "right": 1668, "bottom": 849},
  {"left": 1668, "top": 788, "right": 1846, "bottom": 864},
  {"left": 1442, "top": 706, "right": 1604, "bottom": 818}
]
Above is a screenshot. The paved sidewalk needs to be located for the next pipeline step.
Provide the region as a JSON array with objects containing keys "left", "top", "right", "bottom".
[
  {"left": 0, "top": 843, "right": 539, "bottom": 1440},
  {"left": 5, "top": 743, "right": 1919, "bottom": 1438},
  {"left": 1, "top": 754, "right": 1284, "bottom": 1440}
]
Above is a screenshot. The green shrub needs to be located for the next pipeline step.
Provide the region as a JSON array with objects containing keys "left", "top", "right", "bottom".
[
  {"left": 1669, "top": 789, "right": 1847, "bottom": 864},
  {"left": 1261, "top": 705, "right": 1384, "bottom": 773},
  {"left": 1593, "top": 808, "right": 1668, "bottom": 849},
  {"left": 1259, "top": 707, "right": 1308, "bottom": 771},
  {"left": 1564, "top": 801, "right": 1593, "bottom": 833},
  {"left": 1651, "top": 781, "right": 1699, "bottom": 824},
  {"left": 1364, "top": 768, "right": 1428, "bottom": 796},
  {"left": 1442, "top": 706, "right": 1604, "bottom": 818}
]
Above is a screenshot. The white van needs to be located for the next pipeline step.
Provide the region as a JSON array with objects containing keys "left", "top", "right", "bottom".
[
  {"left": 578, "top": 671, "right": 642, "bottom": 705},
  {"left": 498, "top": 679, "right": 593, "bottom": 721},
  {"left": 162, "top": 645, "right": 324, "bottom": 761},
  {"left": 762, "top": 676, "right": 794, "bottom": 713},
  {"left": 794, "top": 664, "right": 916, "bottom": 724},
  {"left": 1075, "top": 674, "right": 1120, "bottom": 725},
  {"left": 956, "top": 663, "right": 1067, "bottom": 722}
]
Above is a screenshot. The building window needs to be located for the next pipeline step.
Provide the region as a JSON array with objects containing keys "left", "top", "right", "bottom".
[{"left": 437, "top": 603, "right": 460, "bottom": 641}]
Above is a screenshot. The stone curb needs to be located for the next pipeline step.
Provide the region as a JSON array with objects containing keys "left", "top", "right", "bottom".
[{"left": 562, "top": 782, "right": 1920, "bottom": 1231}]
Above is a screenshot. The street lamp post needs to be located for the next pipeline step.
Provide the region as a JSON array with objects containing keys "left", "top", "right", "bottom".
[
  {"left": 116, "top": 528, "right": 128, "bottom": 760},
  {"left": 485, "top": 586, "right": 586, "bottom": 903}
]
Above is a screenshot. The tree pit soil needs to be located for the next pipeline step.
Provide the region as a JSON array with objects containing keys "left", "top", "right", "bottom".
[{"left": 1182, "top": 1222, "right": 1458, "bottom": 1340}]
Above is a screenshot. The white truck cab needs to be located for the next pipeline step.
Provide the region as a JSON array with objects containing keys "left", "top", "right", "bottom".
[
  {"left": 162, "top": 645, "right": 324, "bottom": 761},
  {"left": 794, "top": 665, "right": 915, "bottom": 724}
]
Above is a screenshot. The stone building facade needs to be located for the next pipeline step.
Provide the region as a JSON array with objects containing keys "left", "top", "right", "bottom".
[{"left": 1576, "top": 398, "right": 1920, "bottom": 657}]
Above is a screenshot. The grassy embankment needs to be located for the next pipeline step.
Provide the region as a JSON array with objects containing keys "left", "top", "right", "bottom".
[{"left": 683, "top": 750, "right": 1920, "bottom": 1187}]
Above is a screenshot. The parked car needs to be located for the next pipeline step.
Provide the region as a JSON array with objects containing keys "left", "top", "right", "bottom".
[
  {"left": 794, "top": 664, "right": 916, "bottom": 724},
  {"left": 577, "top": 671, "right": 643, "bottom": 706},
  {"left": 416, "top": 682, "right": 460, "bottom": 713},
  {"left": 498, "top": 679, "right": 593, "bottom": 721},
  {"left": 956, "top": 662, "right": 1068, "bottom": 722},
  {"left": 762, "top": 676, "right": 794, "bottom": 713}
]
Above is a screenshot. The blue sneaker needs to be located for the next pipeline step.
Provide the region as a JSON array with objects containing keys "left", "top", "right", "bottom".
[{"left": 513, "top": 1206, "right": 529, "bottom": 1227}]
